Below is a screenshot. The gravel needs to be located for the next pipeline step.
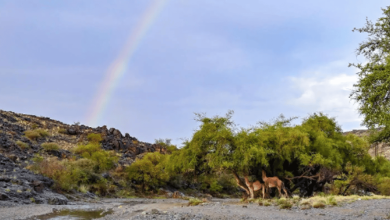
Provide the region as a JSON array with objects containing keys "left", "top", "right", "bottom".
[{"left": 0, "top": 198, "right": 389, "bottom": 220}]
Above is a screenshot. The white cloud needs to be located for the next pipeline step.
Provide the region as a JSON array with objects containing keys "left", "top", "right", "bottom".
[{"left": 289, "top": 62, "right": 365, "bottom": 130}]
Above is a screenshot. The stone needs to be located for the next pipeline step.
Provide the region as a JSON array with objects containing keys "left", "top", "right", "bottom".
[{"left": 151, "top": 209, "right": 160, "bottom": 214}]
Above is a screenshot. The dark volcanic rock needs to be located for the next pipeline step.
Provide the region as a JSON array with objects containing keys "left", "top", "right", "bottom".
[
  {"left": 0, "top": 109, "right": 168, "bottom": 206},
  {"left": 0, "top": 154, "right": 68, "bottom": 206}
]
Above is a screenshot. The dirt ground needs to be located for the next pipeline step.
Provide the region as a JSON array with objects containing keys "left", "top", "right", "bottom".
[{"left": 1, "top": 198, "right": 389, "bottom": 220}]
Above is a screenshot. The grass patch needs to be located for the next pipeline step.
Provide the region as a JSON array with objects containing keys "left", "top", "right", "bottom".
[
  {"left": 41, "top": 143, "right": 60, "bottom": 151},
  {"left": 307, "top": 194, "right": 390, "bottom": 207},
  {"left": 299, "top": 199, "right": 312, "bottom": 210},
  {"left": 25, "top": 129, "right": 49, "bottom": 140},
  {"left": 312, "top": 200, "right": 326, "bottom": 208},
  {"left": 78, "top": 184, "right": 88, "bottom": 193},
  {"left": 276, "top": 198, "right": 293, "bottom": 209},
  {"left": 36, "top": 129, "right": 49, "bottom": 137},
  {"left": 16, "top": 141, "right": 29, "bottom": 149},
  {"left": 279, "top": 202, "right": 293, "bottom": 209},
  {"left": 263, "top": 200, "right": 272, "bottom": 206},
  {"left": 188, "top": 198, "right": 204, "bottom": 206},
  {"left": 326, "top": 196, "right": 338, "bottom": 206},
  {"left": 58, "top": 128, "right": 67, "bottom": 134},
  {"left": 24, "top": 130, "right": 40, "bottom": 140}
]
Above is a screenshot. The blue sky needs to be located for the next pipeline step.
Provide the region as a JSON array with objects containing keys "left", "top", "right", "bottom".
[{"left": 0, "top": 1, "right": 388, "bottom": 145}]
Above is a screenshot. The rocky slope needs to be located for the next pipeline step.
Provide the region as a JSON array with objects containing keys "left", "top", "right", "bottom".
[
  {"left": 344, "top": 129, "right": 390, "bottom": 160},
  {"left": 0, "top": 109, "right": 167, "bottom": 206}
]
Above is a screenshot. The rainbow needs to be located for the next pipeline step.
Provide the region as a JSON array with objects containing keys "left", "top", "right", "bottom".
[{"left": 86, "top": 0, "right": 167, "bottom": 126}]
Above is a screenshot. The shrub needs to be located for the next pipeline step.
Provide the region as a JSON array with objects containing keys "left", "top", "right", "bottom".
[
  {"left": 78, "top": 185, "right": 88, "bottom": 193},
  {"left": 313, "top": 200, "right": 326, "bottom": 208},
  {"left": 276, "top": 198, "right": 293, "bottom": 209},
  {"left": 326, "top": 196, "right": 338, "bottom": 206},
  {"left": 41, "top": 143, "right": 60, "bottom": 151},
  {"left": 376, "top": 177, "right": 390, "bottom": 195},
  {"left": 263, "top": 200, "right": 271, "bottom": 206},
  {"left": 210, "top": 180, "right": 223, "bottom": 193},
  {"left": 276, "top": 198, "right": 287, "bottom": 205},
  {"left": 188, "top": 198, "right": 204, "bottom": 206},
  {"left": 25, "top": 129, "right": 49, "bottom": 140},
  {"left": 36, "top": 129, "right": 49, "bottom": 137},
  {"left": 24, "top": 131, "right": 40, "bottom": 140},
  {"left": 90, "top": 179, "right": 108, "bottom": 196},
  {"left": 87, "top": 133, "right": 103, "bottom": 143},
  {"left": 73, "top": 142, "right": 118, "bottom": 172},
  {"left": 279, "top": 202, "right": 293, "bottom": 209},
  {"left": 127, "top": 152, "right": 169, "bottom": 192},
  {"left": 299, "top": 200, "right": 312, "bottom": 210},
  {"left": 16, "top": 141, "right": 29, "bottom": 149},
  {"left": 116, "top": 189, "right": 136, "bottom": 198},
  {"left": 28, "top": 155, "right": 99, "bottom": 192}
]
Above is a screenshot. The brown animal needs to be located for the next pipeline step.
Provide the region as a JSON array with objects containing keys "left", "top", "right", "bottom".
[
  {"left": 244, "top": 176, "right": 266, "bottom": 199},
  {"left": 261, "top": 170, "right": 288, "bottom": 198}
]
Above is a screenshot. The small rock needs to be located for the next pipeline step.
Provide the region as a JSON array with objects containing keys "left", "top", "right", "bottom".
[{"left": 151, "top": 209, "right": 160, "bottom": 214}]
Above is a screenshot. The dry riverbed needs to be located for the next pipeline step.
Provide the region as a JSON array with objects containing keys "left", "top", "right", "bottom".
[{"left": 0, "top": 197, "right": 390, "bottom": 220}]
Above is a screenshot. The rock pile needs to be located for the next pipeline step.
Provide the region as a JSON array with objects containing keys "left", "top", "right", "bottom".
[
  {"left": 0, "top": 109, "right": 168, "bottom": 206},
  {"left": 0, "top": 154, "right": 68, "bottom": 206}
]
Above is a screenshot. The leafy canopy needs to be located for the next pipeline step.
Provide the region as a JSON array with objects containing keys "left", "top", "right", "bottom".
[{"left": 350, "top": 6, "right": 390, "bottom": 142}]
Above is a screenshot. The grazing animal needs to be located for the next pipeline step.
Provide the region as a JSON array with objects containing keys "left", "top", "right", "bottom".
[
  {"left": 261, "top": 170, "right": 288, "bottom": 198},
  {"left": 244, "top": 176, "right": 266, "bottom": 199}
]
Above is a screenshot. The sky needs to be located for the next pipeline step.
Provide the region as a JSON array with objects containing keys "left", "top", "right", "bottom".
[{"left": 0, "top": 1, "right": 388, "bottom": 146}]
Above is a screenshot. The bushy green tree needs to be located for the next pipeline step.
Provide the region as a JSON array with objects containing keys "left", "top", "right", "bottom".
[
  {"left": 170, "top": 111, "right": 390, "bottom": 197},
  {"left": 127, "top": 152, "right": 169, "bottom": 192},
  {"left": 350, "top": 6, "right": 390, "bottom": 142}
]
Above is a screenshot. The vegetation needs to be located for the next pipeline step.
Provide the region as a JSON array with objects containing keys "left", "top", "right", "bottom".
[
  {"left": 16, "top": 140, "right": 29, "bottom": 149},
  {"left": 165, "top": 111, "right": 390, "bottom": 198},
  {"left": 312, "top": 200, "right": 326, "bottom": 209},
  {"left": 41, "top": 143, "right": 60, "bottom": 151},
  {"left": 58, "top": 128, "right": 67, "bottom": 134},
  {"left": 28, "top": 133, "right": 122, "bottom": 196},
  {"left": 155, "top": 138, "right": 178, "bottom": 154},
  {"left": 188, "top": 198, "right": 204, "bottom": 206},
  {"left": 25, "top": 129, "right": 49, "bottom": 140},
  {"left": 127, "top": 152, "right": 169, "bottom": 192},
  {"left": 350, "top": 6, "right": 390, "bottom": 143},
  {"left": 24, "top": 130, "right": 40, "bottom": 140}
]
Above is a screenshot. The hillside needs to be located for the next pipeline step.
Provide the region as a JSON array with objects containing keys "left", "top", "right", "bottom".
[
  {"left": 344, "top": 129, "right": 390, "bottom": 160},
  {"left": 0, "top": 109, "right": 167, "bottom": 206}
]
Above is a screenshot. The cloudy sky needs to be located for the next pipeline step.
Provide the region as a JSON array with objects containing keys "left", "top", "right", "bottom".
[{"left": 0, "top": 1, "right": 388, "bottom": 145}]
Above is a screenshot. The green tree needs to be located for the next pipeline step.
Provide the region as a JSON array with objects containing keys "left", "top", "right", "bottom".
[
  {"left": 350, "top": 6, "right": 390, "bottom": 142},
  {"left": 127, "top": 152, "right": 169, "bottom": 192},
  {"left": 169, "top": 112, "right": 390, "bottom": 197}
]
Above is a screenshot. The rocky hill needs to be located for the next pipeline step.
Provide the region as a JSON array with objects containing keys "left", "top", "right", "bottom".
[
  {"left": 344, "top": 129, "right": 390, "bottom": 160},
  {"left": 0, "top": 109, "right": 167, "bottom": 206}
]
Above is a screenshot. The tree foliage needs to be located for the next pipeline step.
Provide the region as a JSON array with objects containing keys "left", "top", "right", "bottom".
[
  {"left": 350, "top": 6, "right": 390, "bottom": 142},
  {"left": 127, "top": 152, "right": 170, "bottom": 192},
  {"left": 169, "top": 111, "right": 390, "bottom": 196}
]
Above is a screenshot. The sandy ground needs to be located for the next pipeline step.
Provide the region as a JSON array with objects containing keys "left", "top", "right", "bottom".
[{"left": 0, "top": 198, "right": 389, "bottom": 220}]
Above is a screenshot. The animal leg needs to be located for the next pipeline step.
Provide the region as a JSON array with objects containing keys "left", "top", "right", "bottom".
[{"left": 277, "top": 187, "right": 283, "bottom": 198}]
